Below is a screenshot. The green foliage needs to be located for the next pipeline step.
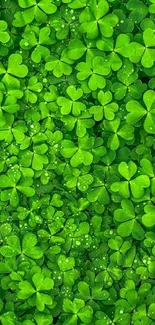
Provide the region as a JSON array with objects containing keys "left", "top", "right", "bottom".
[{"left": 0, "top": 0, "right": 155, "bottom": 324}]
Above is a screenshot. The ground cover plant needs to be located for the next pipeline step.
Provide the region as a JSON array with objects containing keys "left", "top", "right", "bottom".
[{"left": 1, "top": 0, "right": 155, "bottom": 324}]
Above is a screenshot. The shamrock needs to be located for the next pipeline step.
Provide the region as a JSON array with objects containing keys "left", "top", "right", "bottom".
[
  {"left": 90, "top": 90, "right": 118, "bottom": 121},
  {"left": 95, "top": 262, "right": 122, "bottom": 287},
  {"left": 18, "top": 0, "right": 57, "bottom": 24},
  {"left": 0, "top": 167, "right": 35, "bottom": 207},
  {"left": 87, "top": 165, "right": 110, "bottom": 211},
  {"left": 0, "top": 20, "right": 10, "bottom": 43},
  {"left": 0, "top": 232, "right": 43, "bottom": 259},
  {"left": 79, "top": 0, "right": 118, "bottom": 39},
  {"left": 24, "top": 76, "right": 43, "bottom": 103},
  {"left": 18, "top": 272, "right": 54, "bottom": 311},
  {"left": 78, "top": 282, "right": 109, "bottom": 301},
  {"left": 111, "top": 59, "right": 138, "bottom": 100},
  {"left": 60, "top": 136, "right": 93, "bottom": 167},
  {"left": 76, "top": 56, "right": 110, "bottom": 91},
  {"left": 45, "top": 51, "right": 73, "bottom": 77},
  {"left": 76, "top": 281, "right": 109, "bottom": 310},
  {"left": 63, "top": 298, "right": 93, "bottom": 324},
  {"left": 128, "top": 28, "right": 155, "bottom": 68},
  {"left": 126, "top": 90, "right": 155, "bottom": 134},
  {"left": 111, "top": 161, "right": 150, "bottom": 199},
  {"left": 64, "top": 167, "right": 94, "bottom": 191},
  {"left": 96, "top": 36, "right": 122, "bottom": 71},
  {"left": 108, "top": 235, "right": 132, "bottom": 266},
  {"left": 114, "top": 199, "right": 145, "bottom": 240},
  {"left": 102, "top": 117, "right": 134, "bottom": 150},
  {"left": 31, "top": 144, "right": 49, "bottom": 171},
  {"left": 62, "top": 110, "right": 94, "bottom": 137},
  {"left": 0, "top": 117, "right": 27, "bottom": 145},
  {"left": 16, "top": 196, "right": 44, "bottom": 228},
  {"left": 57, "top": 85, "right": 86, "bottom": 116},
  {"left": 18, "top": 135, "right": 48, "bottom": 170},
  {"left": 20, "top": 25, "right": 55, "bottom": 63}
]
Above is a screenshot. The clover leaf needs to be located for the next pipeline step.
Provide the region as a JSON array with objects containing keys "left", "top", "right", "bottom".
[
  {"left": 24, "top": 76, "right": 43, "bottom": 103},
  {"left": 76, "top": 55, "right": 110, "bottom": 91},
  {"left": 45, "top": 53, "right": 73, "bottom": 77},
  {"left": 20, "top": 25, "right": 54, "bottom": 63},
  {"left": 114, "top": 199, "right": 145, "bottom": 239},
  {"left": 0, "top": 168, "right": 35, "bottom": 207},
  {"left": 18, "top": 272, "right": 54, "bottom": 311},
  {"left": 90, "top": 90, "right": 118, "bottom": 121},
  {"left": 57, "top": 85, "right": 86, "bottom": 115},
  {"left": 18, "top": 0, "right": 57, "bottom": 24},
  {"left": 111, "top": 161, "right": 150, "bottom": 198},
  {"left": 60, "top": 138, "right": 93, "bottom": 167},
  {"left": 103, "top": 117, "right": 134, "bottom": 150},
  {"left": 63, "top": 298, "right": 93, "bottom": 324},
  {"left": 0, "top": 232, "right": 43, "bottom": 259},
  {"left": 126, "top": 90, "right": 155, "bottom": 134},
  {"left": 79, "top": 0, "right": 118, "bottom": 39}
]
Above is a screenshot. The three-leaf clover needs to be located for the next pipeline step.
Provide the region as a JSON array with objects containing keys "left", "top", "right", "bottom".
[
  {"left": 79, "top": 0, "right": 118, "bottom": 39},
  {"left": 0, "top": 232, "right": 43, "bottom": 259},
  {"left": 111, "top": 161, "right": 150, "bottom": 198},
  {"left": 0, "top": 167, "right": 35, "bottom": 207},
  {"left": 114, "top": 199, "right": 145, "bottom": 240},
  {"left": 18, "top": 0, "right": 57, "bottom": 24},
  {"left": 63, "top": 298, "right": 93, "bottom": 324},
  {"left": 57, "top": 85, "right": 86, "bottom": 116},
  {"left": 60, "top": 136, "right": 93, "bottom": 167},
  {"left": 45, "top": 51, "right": 73, "bottom": 77},
  {"left": 76, "top": 56, "right": 110, "bottom": 91},
  {"left": 90, "top": 90, "right": 118, "bottom": 121},
  {"left": 18, "top": 272, "right": 54, "bottom": 311},
  {"left": 20, "top": 25, "right": 55, "bottom": 63},
  {"left": 103, "top": 117, "right": 134, "bottom": 150},
  {"left": 126, "top": 90, "right": 155, "bottom": 134}
]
